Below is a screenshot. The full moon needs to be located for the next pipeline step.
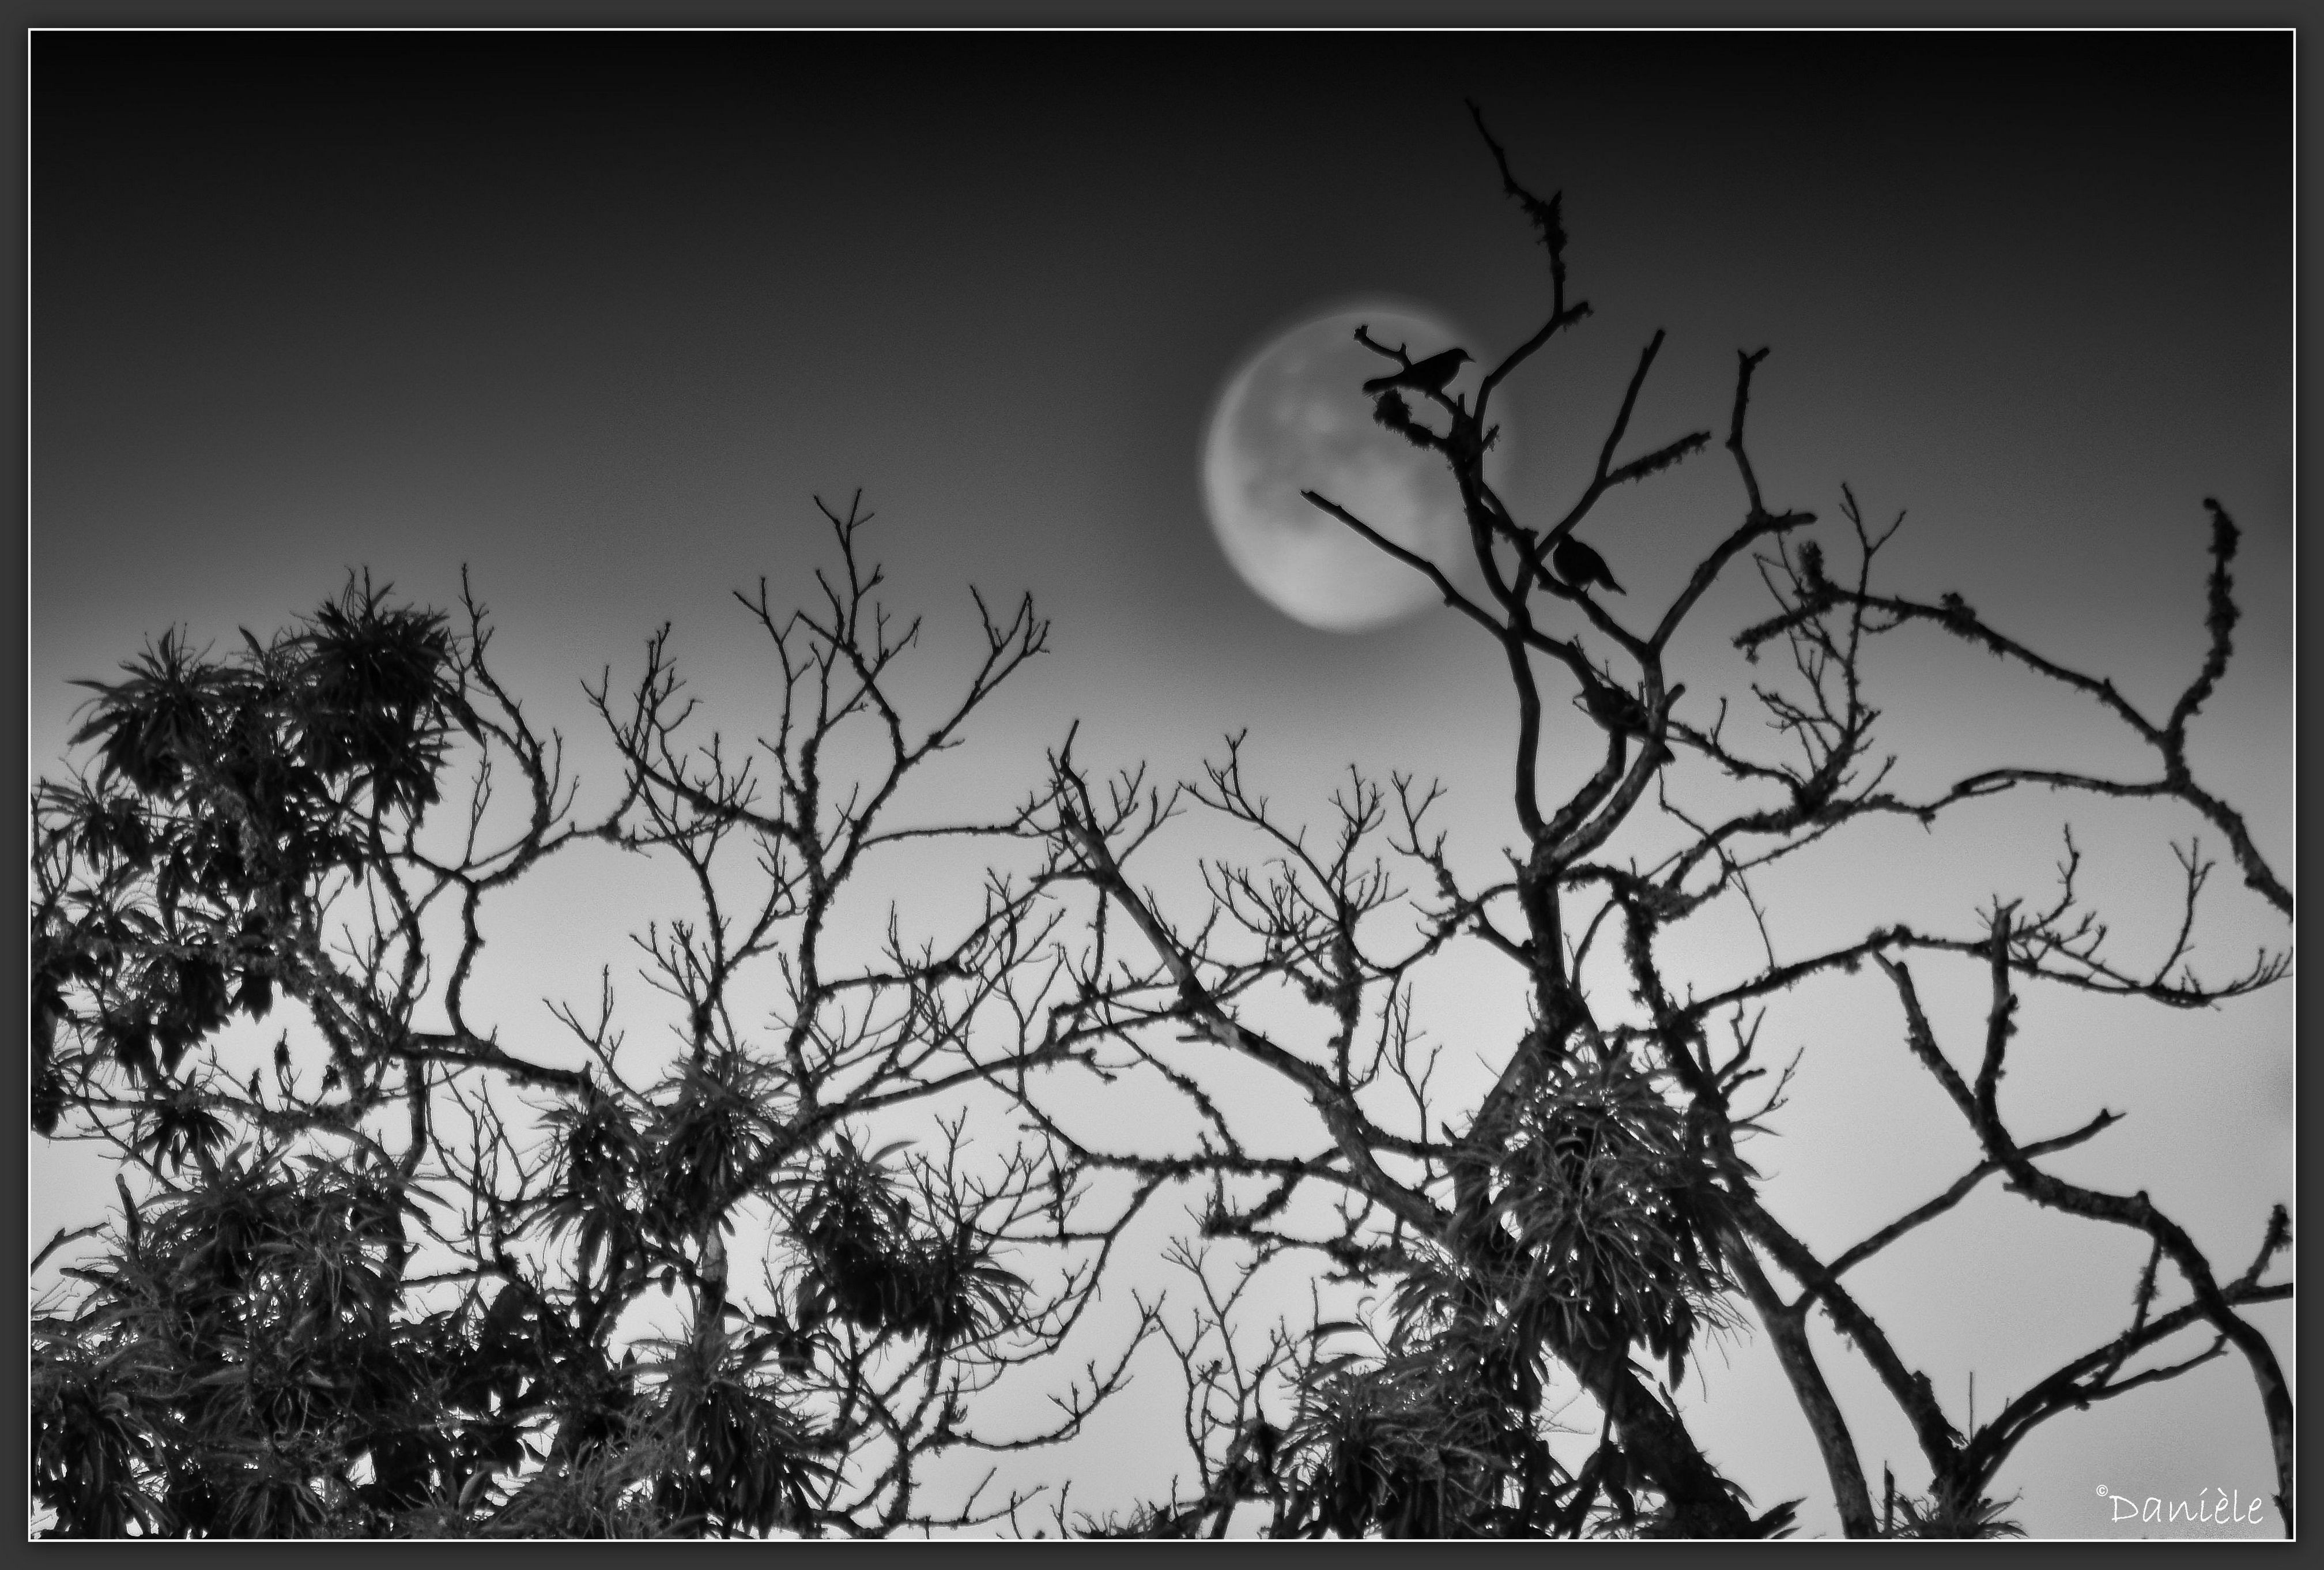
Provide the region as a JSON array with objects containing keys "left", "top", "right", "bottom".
[{"left": 1200, "top": 305, "right": 1501, "bottom": 632}]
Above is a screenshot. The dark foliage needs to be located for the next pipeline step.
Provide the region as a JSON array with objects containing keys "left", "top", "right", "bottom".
[
  {"left": 31, "top": 506, "right": 1142, "bottom": 1537},
  {"left": 30, "top": 117, "right": 2291, "bottom": 1542}
]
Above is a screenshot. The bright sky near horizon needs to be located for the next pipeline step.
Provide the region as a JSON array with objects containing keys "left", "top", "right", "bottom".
[{"left": 28, "top": 30, "right": 2293, "bottom": 1538}]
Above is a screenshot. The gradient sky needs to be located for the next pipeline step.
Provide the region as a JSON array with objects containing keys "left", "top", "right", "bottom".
[{"left": 28, "top": 31, "right": 2293, "bottom": 1538}]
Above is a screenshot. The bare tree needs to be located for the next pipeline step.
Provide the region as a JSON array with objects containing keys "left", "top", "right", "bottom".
[
  {"left": 1014, "top": 109, "right": 2292, "bottom": 1538},
  {"left": 28, "top": 112, "right": 2290, "bottom": 1545}
]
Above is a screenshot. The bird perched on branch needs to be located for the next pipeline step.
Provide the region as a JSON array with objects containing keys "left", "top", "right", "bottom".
[
  {"left": 1577, "top": 676, "right": 1652, "bottom": 737},
  {"left": 1552, "top": 534, "right": 1625, "bottom": 594},
  {"left": 1364, "top": 347, "right": 1472, "bottom": 396}
]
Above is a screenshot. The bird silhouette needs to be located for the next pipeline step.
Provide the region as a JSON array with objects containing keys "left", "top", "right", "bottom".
[
  {"left": 1363, "top": 347, "right": 1472, "bottom": 396},
  {"left": 1577, "top": 677, "right": 1651, "bottom": 736},
  {"left": 1552, "top": 534, "right": 1624, "bottom": 594}
]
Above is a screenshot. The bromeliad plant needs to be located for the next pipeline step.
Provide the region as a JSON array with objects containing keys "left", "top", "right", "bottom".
[{"left": 31, "top": 498, "right": 1153, "bottom": 1537}]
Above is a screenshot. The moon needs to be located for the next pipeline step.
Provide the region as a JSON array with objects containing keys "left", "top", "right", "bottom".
[{"left": 1201, "top": 305, "right": 1503, "bottom": 632}]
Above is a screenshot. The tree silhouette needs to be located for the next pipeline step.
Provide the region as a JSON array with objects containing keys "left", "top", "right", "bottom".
[
  {"left": 30, "top": 500, "right": 1153, "bottom": 1537},
  {"left": 29, "top": 116, "right": 2290, "bottom": 1541},
  {"left": 1010, "top": 109, "right": 2292, "bottom": 1538}
]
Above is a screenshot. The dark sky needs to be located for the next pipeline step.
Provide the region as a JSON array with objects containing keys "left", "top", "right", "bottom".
[
  {"left": 29, "top": 30, "right": 2293, "bottom": 1539},
  {"left": 33, "top": 32, "right": 2290, "bottom": 706}
]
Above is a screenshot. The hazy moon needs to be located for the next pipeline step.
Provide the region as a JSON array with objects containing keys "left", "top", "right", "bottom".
[{"left": 1201, "top": 305, "right": 1501, "bottom": 632}]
